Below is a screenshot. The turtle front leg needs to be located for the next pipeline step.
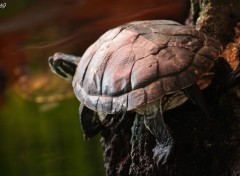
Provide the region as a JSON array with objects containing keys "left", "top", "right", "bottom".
[
  {"left": 183, "top": 83, "right": 209, "bottom": 116},
  {"left": 79, "top": 104, "right": 103, "bottom": 139},
  {"left": 143, "top": 100, "right": 174, "bottom": 165}
]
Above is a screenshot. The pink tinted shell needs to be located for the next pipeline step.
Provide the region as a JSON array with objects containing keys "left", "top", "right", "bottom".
[{"left": 72, "top": 20, "right": 222, "bottom": 113}]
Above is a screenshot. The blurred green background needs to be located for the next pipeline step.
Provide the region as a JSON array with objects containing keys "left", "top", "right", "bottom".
[
  {"left": 0, "top": 90, "right": 105, "bottom": 176},
  {"left": 0, "top": 0, "right": 189, "bottom": 175}
]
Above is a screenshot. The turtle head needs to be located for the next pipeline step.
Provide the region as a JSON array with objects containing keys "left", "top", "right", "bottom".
[{"left": 48, "top": 52, "right": 80, "bottom": 81}]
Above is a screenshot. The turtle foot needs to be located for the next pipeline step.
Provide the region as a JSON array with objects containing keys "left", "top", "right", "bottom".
[{"left": 153, "top": 139, "right": 174, "bottom": 166}]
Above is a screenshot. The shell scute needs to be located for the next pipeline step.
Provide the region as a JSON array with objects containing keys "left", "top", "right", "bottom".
[
  {"left": 177, "top": 69, "right": 199, "bottom": 88},
  {"left": 101, "top": 45, "right": 135, "bottom": 96},
  {"left": 84, "top": 95, "right": 99, "bottom": 111},
  {"left": 157, "top": 47, "right": 194, "bottom": 77},
  {"left": 131, "top": 54, "right": 158, "bottom": 90},
  {"left": 131, "top": 34, "right": 160, "bottom": 58},
  {"left": 97, "top": 96, "right": 113, "bottom": 112},
  {"left": 127, "top": 88, "right": 146, "bottom": 110},
  {"left": 144, "top": 80, "right": 164, "bottom": 103},
  {"left": 112, "top": 94, "right": 128, "bottom": 113},
  {"left": 161, "top": 76, "right": 181, "bottom": 93},
  {"left": 193, "top": 53, "right": 213, "bottom": 71}
]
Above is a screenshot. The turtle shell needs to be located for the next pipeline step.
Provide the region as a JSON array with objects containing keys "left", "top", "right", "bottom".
[{"left": 72, "top": 20, "right": 222, "bottom": 114}]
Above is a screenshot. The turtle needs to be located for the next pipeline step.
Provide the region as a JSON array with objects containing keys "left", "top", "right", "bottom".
[{"left": 48, "top": 20, "right": 222, "bottom": 165}]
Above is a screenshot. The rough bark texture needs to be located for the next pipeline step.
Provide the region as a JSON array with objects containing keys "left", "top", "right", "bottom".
[
  {"left": 100, "top": 0, "right": 240, "bottom": 175},
  {"left": 195, "top": 0, "right": 240, "bottom": 44}
]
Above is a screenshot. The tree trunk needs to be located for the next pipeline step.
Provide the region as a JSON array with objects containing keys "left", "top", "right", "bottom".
[{"left": 100, "top": 1, "right": 240, "bottom": 175}]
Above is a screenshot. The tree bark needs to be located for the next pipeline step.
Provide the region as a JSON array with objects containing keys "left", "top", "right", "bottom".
[{"left": 100, "top": 1, "right": 240, "bottom": 175}]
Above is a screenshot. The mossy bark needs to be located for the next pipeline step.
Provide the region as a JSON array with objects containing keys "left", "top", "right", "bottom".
[{"left": 100, "top": 1, "right": 240, "bottom": 175}]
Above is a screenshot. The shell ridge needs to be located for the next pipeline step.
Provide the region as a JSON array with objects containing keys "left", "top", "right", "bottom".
[
  {"left": 125, "top": 94, "right": 129, "bottom": 112},
  {"left": 196, "top": 52, "right": 214, "bottom": 60},
  {"left": 129, "top": 58, "right": 135, "bottom": 91},
  {"left": 143, "top": 88, "right": 147, "bottom": 107},
  {"left": 81, "top": 59, "right": 92, "bottom": 87},
  {"left": 99, "top": 52, "right": 113, "bottom": 95},
  {"left": 167, "top": 45, "right": 198, "bottom": 51},
  {"left": 131, "top": 46, "right": 162, "bottom": 63},
  {"left": 156, "top": 57, "right": 161, "bottom": 78},
  {"left": 130, "top": 48, "right": 163, "bottom": 91},
  {"left": 95, "top": 96, "right": 100, "bottom": 111},
  {"left": 101, "top": 27, "right": 125, "bottom": 45},
  {"left": 129, "top": 34, "right": 140, "bottom": 91},
  {"left": 80, "top": 44, "right": 99, "bottom": 86},
  {"left": 110, "top": 97, "right": 113, "bottom": 113},
  {"left": 150, "top": 29, "right": 203, "bottom": 38}
]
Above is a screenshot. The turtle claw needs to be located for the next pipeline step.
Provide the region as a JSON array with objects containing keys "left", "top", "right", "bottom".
[
  {"left": 143, "top": 99, "right": 175, "bottom": 166},
  {"left": 153, "top": 140, "right": 174, "bottom": 166},
  {"left": 153, "top": 134, "right": 174, "bottom": 166}
]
